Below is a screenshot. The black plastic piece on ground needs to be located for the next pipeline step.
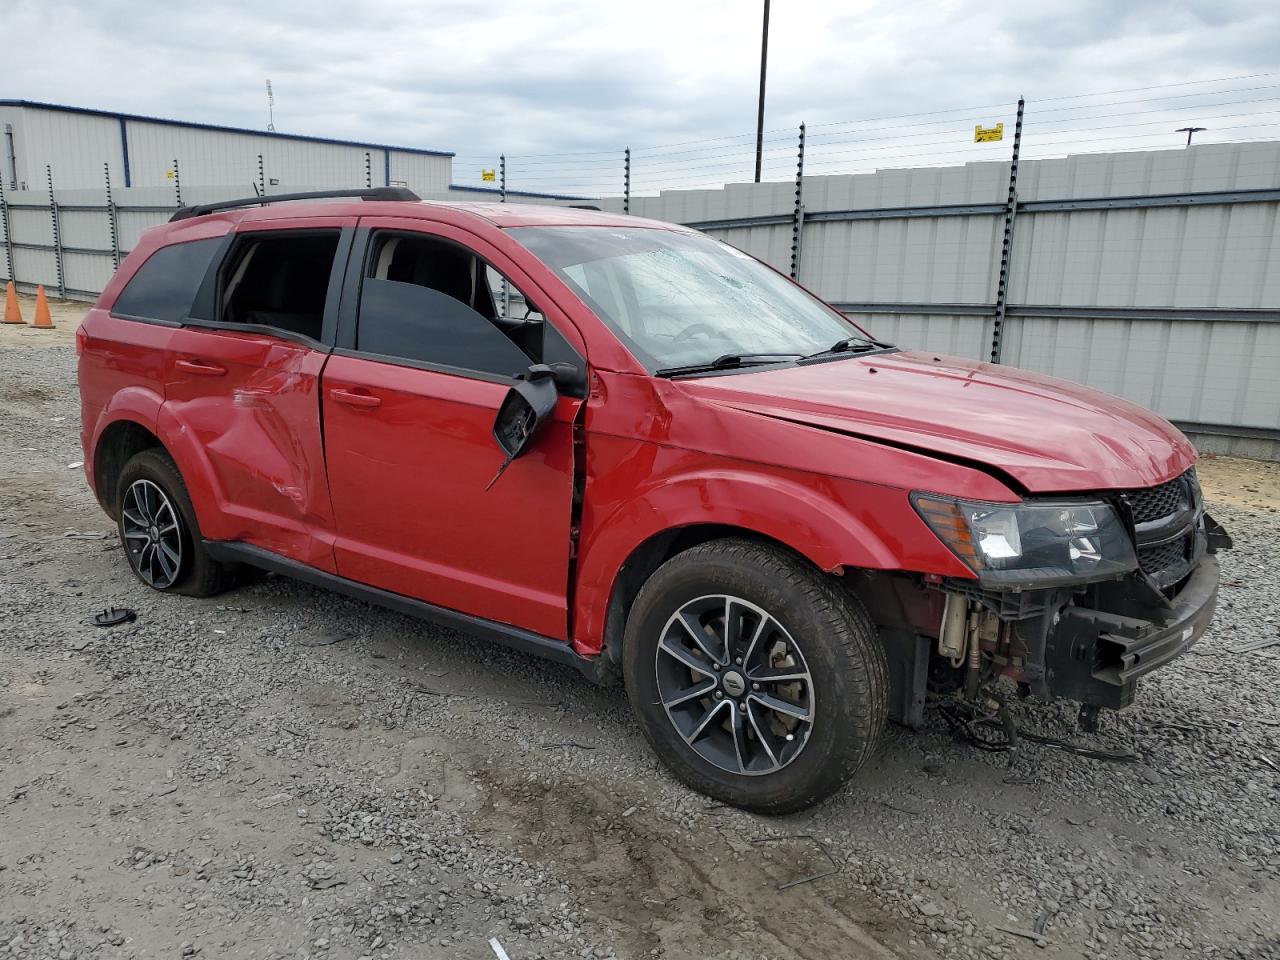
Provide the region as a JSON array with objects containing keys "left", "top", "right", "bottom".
[{"left": 92, "top": 606, "right": 137, "bottom": 627}]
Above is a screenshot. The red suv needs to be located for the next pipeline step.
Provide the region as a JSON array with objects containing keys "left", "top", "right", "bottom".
[{"left": 78, "top": 188, "right": 1230, "bottom": 812}]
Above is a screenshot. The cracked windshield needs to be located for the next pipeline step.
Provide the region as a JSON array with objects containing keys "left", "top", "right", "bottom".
[{"left": 512, "top": 226, "right": 868, "bottom": 370}]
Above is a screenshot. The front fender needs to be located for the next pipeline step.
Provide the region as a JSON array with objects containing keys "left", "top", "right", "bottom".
[{"left": 571, "top": 447, "right": 971, "bottom": 656}]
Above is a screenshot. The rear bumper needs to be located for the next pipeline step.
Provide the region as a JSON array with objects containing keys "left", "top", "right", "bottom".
[{"left": 1044, "top": 555, "right": 1219, "bottom": 708}]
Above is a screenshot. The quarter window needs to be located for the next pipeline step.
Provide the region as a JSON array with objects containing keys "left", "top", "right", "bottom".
[{"left": 112, "top": 237, "right": 223, "bottom": 323}]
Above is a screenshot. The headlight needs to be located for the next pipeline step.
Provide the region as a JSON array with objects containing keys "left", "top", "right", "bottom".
[{"left": 912, "top": 493, "right": 1138, "bottom": 588}]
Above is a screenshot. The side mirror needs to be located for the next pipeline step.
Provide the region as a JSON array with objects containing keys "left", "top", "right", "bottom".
[
  {"left": 492, "top": 364, "right": 559, "bottom": 461},
  {"left": 547, "top": 361, "right": 585, "bottom": 396}
]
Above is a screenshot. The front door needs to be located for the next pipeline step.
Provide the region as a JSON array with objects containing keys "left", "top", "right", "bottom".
[
  {"left": 321, "top": 220, "right": 586, "bottom": 639},
  {"left": 162, "top": 217, "right": 352, "bottom": 571}
]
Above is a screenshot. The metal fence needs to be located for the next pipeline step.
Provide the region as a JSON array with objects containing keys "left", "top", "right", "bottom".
[
  {"left": 590, "top": 136, "right": 1280, "bottom": 458},
  {"left": 2, "top": 85, "right": 1278, "bottom": 458}
]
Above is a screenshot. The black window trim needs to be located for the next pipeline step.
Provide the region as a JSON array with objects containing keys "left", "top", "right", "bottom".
[
  {"left": 330, "top": 345, "right": 524, "bottom": 387},
  {"left": 336, "top": 225, "right": 586, "bottom": 392},
  {"left": 176, "top": 225, "right": 354, "bottom": 351}
]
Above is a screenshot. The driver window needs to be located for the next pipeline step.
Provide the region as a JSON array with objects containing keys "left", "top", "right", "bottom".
[{"left": 357, "top": 233, "right": 545, "bottom": 377}]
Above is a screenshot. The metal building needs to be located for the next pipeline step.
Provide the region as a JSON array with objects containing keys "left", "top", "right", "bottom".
[{"left": 1, "top": 99, "right": 456, "bottom": 195}]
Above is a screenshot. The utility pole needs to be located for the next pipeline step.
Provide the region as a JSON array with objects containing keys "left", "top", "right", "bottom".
[
  {"left": 754, "top": 0, "right": 770, "bottom": 183},
  {"left": 1176, "top": 126, "right": 1206, "bottom": 146},
  {"left": 266, "top": 80, "right": 276, "bottom": 132}
]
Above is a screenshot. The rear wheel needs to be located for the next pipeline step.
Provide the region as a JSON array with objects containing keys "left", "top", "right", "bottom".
[
  {"left": 623, "top": 539, "right": 888, "bottom": 814},
  {"left": 115, "top": 449, "right": 238, "bottom": 597}
]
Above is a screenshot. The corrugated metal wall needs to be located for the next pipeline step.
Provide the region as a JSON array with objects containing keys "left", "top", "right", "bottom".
[
  {"left": 0, "top": 103, "right": 453, "bottom": 194},
  {"left": 0, "top": 105, "right": 123, "bottom": 191}
]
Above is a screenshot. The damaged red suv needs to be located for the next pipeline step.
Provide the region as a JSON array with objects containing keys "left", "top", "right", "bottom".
[{"left": 78, "top": 188, "right": 1230, "bottom": 812}]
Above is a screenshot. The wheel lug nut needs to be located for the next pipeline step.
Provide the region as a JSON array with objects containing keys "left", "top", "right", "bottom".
[
  {"left": 752, "top": 683, "right": 760, "bottom": 690},
  {"left": 735, "top": 658, "right": 742, "bottom": 665},
  {"left": 714, "top": 691, "right": 723, "bottom": 699},
  {"left": 712, "top": 663, "right": 720, "bottom": 671}
]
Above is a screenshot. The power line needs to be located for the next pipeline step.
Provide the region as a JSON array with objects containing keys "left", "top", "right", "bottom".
[{"left": 1032, "top": 71, "right": 1280, "bottom": 103}]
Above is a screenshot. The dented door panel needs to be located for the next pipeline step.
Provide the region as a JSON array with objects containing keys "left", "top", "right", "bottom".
[{"left": 163, "top": 328, "right": 336, "bottom": 571}]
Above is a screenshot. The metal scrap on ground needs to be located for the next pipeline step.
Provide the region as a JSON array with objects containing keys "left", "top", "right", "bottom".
[{"left": 751, "top": 834, "right": 842, "bottom": 890}]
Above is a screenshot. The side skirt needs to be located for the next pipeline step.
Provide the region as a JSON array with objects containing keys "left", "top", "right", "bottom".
[{"left": 204, "top": 540, "right": 608, "bottom": 684}]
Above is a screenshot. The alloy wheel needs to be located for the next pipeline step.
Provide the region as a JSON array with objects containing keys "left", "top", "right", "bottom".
[
  {"left": 121, "top": 479, "right": 184, "bottom": 589},
  {"left": 654, "top": 594, "right": 814, "bottom": 776}
]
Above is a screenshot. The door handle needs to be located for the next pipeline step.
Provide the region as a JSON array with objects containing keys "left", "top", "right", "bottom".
[
  {"left": 175, "top": 358, "right": 227, "bottom": 377},
  {"left": 330, "top": 388, "right": 382, "bottom": 409}
]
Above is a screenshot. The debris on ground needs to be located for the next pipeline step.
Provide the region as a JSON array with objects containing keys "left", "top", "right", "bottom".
[{"left": 90, "top": 606, "right": 136, "bottom": 627}]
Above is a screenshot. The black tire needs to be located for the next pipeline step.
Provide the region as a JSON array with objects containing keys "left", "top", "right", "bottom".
[
  {"left": 622, "top": 538, "right": 888, "bottom": 814},
  {"left": 115, "top": 448, "right": 239, "bottom": 597}
]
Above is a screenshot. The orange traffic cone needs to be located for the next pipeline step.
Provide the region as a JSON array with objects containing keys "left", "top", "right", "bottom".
[
  {"left": 3, "top": 281, "right": 23, "bottom": 324},
  {"left": 32, "top": 285, "right": 55, "bottom": 329}
]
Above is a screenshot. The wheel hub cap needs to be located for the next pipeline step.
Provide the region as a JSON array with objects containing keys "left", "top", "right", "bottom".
[{"left": 654, "top": 594, "right": 814, "bottom": 777}]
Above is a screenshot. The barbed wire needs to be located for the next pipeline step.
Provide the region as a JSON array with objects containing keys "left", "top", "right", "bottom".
[{"left": 444, "top": 73, "right": 1280, "bottom": 197}]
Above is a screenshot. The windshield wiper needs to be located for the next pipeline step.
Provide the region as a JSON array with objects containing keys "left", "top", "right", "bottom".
[
  {"left": 655, "top": 352, "right": 805, "bottom": 377},
  {"left": 803, "top": 337, "right": 891, "bottom": 360}
]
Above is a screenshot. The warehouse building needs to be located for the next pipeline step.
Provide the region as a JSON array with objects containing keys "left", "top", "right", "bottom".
[
  {"left": 0, "top": 99, "right": 581, "bottom": 300},
  {"left": 1, "top": 99, "right": 462, "bottom": 195}
]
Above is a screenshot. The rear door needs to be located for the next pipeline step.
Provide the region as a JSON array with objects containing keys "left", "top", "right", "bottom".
[
  {"left": 321, "top": 218, "right": 586, "bottom": 639},
  {"left": 162, "top": 216, "right": 353, "bottom": 571}
]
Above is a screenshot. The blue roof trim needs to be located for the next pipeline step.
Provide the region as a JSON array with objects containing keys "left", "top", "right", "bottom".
[
  {"left": 447, "top": 183, "right": 591, "bottom": 201},
  {"left": 0, "top": 99, "right": 455, "bottom": 158}
]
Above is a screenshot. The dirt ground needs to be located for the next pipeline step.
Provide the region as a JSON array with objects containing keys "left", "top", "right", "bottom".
[{"left": 1, "top": 297, "right": 1277, "bottom": 960}]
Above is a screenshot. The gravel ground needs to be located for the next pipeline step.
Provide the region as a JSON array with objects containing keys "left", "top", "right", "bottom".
[{"left": 1, "top": 304, "right": 1277, "bottom": 960}]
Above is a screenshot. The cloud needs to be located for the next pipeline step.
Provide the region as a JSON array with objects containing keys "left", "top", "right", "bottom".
[{"left": 6, "top": 0, "right": 1277, "bottom": 193}]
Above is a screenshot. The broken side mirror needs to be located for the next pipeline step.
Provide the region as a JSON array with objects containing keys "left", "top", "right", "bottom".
[
  {"left": 487, "top": 365, "right": 559, "bottom": 489},
  {"left": 547, "top": 361, "right": 585, "bottom": 396}
]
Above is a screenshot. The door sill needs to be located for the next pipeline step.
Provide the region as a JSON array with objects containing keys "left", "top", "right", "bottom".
[{"left": 204, "top": 540, "right": 607, "bottom": 683}]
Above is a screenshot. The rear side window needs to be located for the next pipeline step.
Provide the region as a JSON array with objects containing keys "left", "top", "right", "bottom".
[
  {"left": 112, "top": 237, "right": 222, "bottom": 322},
  {"left": 219, "top": 232, "right": 340, "bottom": 342}
]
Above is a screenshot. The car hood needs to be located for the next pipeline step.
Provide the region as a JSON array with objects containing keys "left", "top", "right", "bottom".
[{"left": 677, "top": 351, "right": 1196, "bottom": 493}]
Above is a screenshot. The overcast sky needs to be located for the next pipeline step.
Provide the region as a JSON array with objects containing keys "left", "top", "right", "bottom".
[{"left": 7, "top": 0, "right": 1278, "bottom": 192}]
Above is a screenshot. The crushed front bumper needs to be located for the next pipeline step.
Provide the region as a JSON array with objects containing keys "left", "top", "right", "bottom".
[{"left": 1043, "top": 554, "right": 1220, "bottom": 708}]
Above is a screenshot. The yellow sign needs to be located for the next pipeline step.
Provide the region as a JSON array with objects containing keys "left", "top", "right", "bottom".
[
  {"left": 165, "top": 169, "right": 176, "bottom": 179},
  {"left": 974, "top": 123, "right": 1004, "bottom": 143},
  {"left": 481, "top": 168, "right": 496, "bottom": 182}
]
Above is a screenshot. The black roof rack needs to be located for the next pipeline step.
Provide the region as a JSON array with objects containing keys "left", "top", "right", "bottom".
[{"left": 170, "top": 187, "right": 421, "bottom": 222}]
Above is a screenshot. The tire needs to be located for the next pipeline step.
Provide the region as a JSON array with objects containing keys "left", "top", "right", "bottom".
[
  {"left": 115, "top": 448, "right": 239, "bottom": 597},
  {"left": 622, "top": 538, "right": 888, "bottom": 814}
]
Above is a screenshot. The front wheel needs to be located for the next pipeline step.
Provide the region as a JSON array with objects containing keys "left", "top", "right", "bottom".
[{"left": 623, "top": 539, "right": 888, "bottom": 814}]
